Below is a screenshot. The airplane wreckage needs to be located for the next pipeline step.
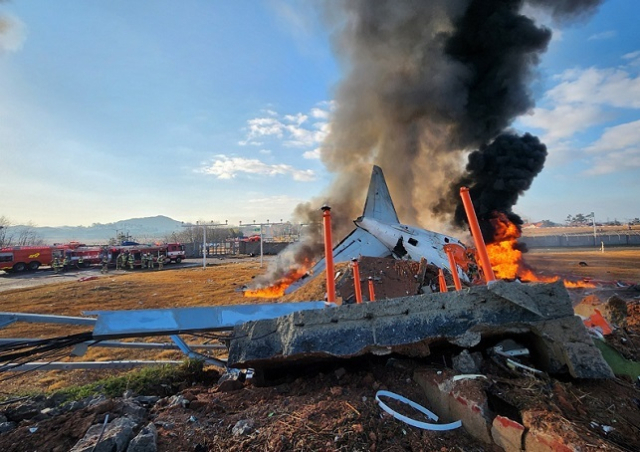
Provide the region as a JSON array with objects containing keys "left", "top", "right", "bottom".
[{"left": 0, "top": 166, "right": 614, "bottom": 383}]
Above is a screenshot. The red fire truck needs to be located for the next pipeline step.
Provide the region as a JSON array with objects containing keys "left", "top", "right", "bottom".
[
  {"left": 0, "top": 242, "right": 185, "bottom": 272},
  {"left": 0, "top": 246, "right": 59, "bottom": 272},
  {"left": 0, "top": 242, "right": 102, "bottom": 272}
]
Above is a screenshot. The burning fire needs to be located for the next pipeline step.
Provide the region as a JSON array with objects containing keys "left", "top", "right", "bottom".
[
  {"left": 244, "top": 263, "right": 312, "bottom": 299},
  {"left": 485, "top": 212, "right": 594, "bottom": 288}
]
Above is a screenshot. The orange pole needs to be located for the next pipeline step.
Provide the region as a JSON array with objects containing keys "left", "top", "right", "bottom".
[
  {"left": 459, "top": 187, "right": 496, "bottom": 282},
  {"left": 438, "top": 268, "right": 448, "bottom": 292},
  {"left": 351, "top": 258, "right": 363, "bottom": 304},
  {"left": 321, "top": 205, "right": 336, "bottom": 303},
  {"left": 443, "top": 245, "right": 462, "bottom": 291},
  {"left": 368, "top": 277, "right": 376, "bottom": 302}
]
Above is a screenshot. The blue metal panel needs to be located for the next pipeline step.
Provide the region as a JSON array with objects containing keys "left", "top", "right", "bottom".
[{"left": 88, "top": 302, "right": 327, "bottom": 339}]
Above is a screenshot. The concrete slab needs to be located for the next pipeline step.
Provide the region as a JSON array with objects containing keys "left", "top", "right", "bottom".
[{"left": 228, "top": 281, "right": 613, "bottom": 379}]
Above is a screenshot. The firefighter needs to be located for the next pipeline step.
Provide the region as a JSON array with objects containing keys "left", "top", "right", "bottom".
[
  {"left": 157, "top": 254, "right": 165, "bottom": 271},
  {"left": 141, "top": 253, "right": 148, "bottom": 269},
  {"left": 52, "top": 256, "right": 62, "bottom": 273},
  {"left": 121, "top": 251, "right": 130, "bottom": 270},
  {"left": 127, "top": 252, "right": 135, "bottom": 270},
  {"left": 63, "top": 252, "right": 71, "bottom": 270},
  {"left": 148, "top": 254, "right": 154, "bottom": 270},
  {"left": 77, "top": 255, "right": 84, "bottom": 269},
  {"left": 100, "top": 254, "right": 109, "bottom": 274}
]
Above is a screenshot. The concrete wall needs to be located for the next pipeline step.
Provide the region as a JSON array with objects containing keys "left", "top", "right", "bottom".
[
  {"left": 240, "top": 242, "right": 290, "bottom": 256},
  {"left": 521, "top": 233, "right": 640, "bottom": 248}
]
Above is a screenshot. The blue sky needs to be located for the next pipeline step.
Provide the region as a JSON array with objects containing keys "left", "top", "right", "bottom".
[{"left": 0, "top": 0, "right": 638, "bottom": 227}]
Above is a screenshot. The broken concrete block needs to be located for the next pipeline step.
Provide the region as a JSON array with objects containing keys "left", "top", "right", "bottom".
[
  {"left": 413, "top": 368, "right": 493, "bottom": 444},
  {"left": 604, "top": 295, "right": 628, "bottom": 326},
  {"left": 491, "top": 415, "right": 524, "bottom": 452},
  {"left": 530, "top": 316, "right": 614, "bottom": 378},
  {"left": 70, "top": 416, "right": 138, "bottom": 452},
  {"left": 126, "top": 422, "right": 157, "bottom": 452},
  {"left": 229, "top": 281, "right": 613, "bottom": 379},
  {"left": 452, "top": 349, "right": 482, "bottom": 374}
]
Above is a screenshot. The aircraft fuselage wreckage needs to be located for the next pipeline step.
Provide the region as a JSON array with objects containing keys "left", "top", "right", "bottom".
[{"left": 285, "top": 165, "right": 471, "bottom": 295}]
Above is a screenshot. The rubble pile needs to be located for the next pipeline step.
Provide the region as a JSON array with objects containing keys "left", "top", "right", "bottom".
[
  {"left": 281, "top": 256, "right": 451, "bottom": 303},
  {"left": 229, "top": 281, "right": 612, "bottom": 379}
]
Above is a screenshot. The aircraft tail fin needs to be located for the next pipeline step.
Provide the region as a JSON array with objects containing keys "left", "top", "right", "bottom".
[{"left": 361, "top": 165, "right": 399, "bottom": 224}]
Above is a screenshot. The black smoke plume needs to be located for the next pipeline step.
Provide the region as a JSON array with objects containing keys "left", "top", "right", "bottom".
[
  {"left": 450, "top": 133, "right": 547, "bottom": 242},
  {"left": 253, "top": 0, "right": 602, "bottom": 287}
]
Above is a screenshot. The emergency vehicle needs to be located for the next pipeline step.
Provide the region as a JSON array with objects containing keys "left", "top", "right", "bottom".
[
  {"left": 0, "top": 242, "right": 185, "bottom": 272},
  {"left": 0, "top": 242, "right": 102, "bottom": 272}
]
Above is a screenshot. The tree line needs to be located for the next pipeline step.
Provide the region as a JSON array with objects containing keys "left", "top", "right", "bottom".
[
  {"left": 0, "top": 216, "right": 44, "bottom": 249},
  {"left": 565, "top": 213, "right": 640, "bottom": 227}
]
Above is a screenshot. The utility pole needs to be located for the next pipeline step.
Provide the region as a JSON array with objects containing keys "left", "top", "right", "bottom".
[{"left": 591, "top": 212, "right": 597, "bottom": 247}]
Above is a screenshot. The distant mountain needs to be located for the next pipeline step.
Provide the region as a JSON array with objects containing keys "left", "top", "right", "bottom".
[{"left": 15, "top": 215, "right": 184, "bottom": 245}]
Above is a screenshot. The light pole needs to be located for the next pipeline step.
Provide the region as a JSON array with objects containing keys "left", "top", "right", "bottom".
[{"left": 202, "top": 222, "right": 207, "bottom": 270}]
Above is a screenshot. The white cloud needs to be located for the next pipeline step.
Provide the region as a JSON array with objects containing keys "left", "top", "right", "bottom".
[
  {"left": 0, "top": 14, "right": 27, "bottom": 53},
  {"left": 258, "top": 149, "right": 272, "bottom": 155},
  {"left": 623, "top": 50, "right": 640, "bottom": 67},
  {"left": 587, "top": 30, "right": 617, "bottom": 41},
  {"left": 520, "top": 103, "right": 607, "bottom": 140},
  {"left": 239, "top": 102, "right": 332, "bottom": 152},
  {"left": 283, "top": 113, "right": 308, "bottom": 125},
  {"left": 200, "top": 155, "right": 316, "bottom": 181},
  {"left": 310, "top": 107, "right": 330, "bottom": 120},
  {"left": 548, "top": 66, "right": 640, "bottom": 109},
  {"left": 302, "top": 147, "right": 321, "bottom": 159},
  {"left": 520, "top": 54, "right": 640, "bottom": 177},
  {"left": 586, "top": 119, "right": 640, "bottom": 153},
  {"left": 583, "top": 120, "right": 640, "bottom": 175},
  {"left": 584, "top": 148, "right": 640, "bottom": 175}
]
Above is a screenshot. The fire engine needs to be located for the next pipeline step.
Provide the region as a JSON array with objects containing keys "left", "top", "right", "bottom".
[
  {"left": 0, "top": 242, "right": 185, "bottom": 272},
  {"left": 0, "top": 242, "right": 101, "bottom": 272}
]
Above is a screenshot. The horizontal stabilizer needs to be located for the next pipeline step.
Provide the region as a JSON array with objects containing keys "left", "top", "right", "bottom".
[{"left": 362, "top": 165, "right": 399, "bottom": 224}]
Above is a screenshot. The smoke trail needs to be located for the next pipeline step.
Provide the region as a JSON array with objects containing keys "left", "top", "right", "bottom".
[
  {"left": 255, "top": 0, "right": 602, "bottom": 287},
  {"left": 0, "top": 11, "right": 26, "bottom": 54},
  {"left": 450, "top": 132, "right": 548, "bottom": 241}
]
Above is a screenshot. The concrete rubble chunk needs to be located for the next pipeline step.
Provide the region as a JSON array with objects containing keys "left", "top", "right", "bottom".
[
  {"left": 228, "top": 281, "right": 613, "bottom": 379},
  {"left": 604, "top": 295, "right": 628, "bottom": 326},
  {"left": 232, "top": 419, "right": 254, "bottom": 436},
  {"left": 121, "top": 400, "right": 148, "bottom": 423},
  {"left": 452, "top": 349, "right": 482, "bottom": 374},
  {"left": 413, "top": 368, "right": 493, "bottom": 443},
  {"left": 491, "top": 415, "right": 524, "bottom": 452},
  {"left": 126, "top": 422, "right": 157, "bottom": 452},
  {"left": 70, "top": 416, "right": 138, "bottom": 452}
]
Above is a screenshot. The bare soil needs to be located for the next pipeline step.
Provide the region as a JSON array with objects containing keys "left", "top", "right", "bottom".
[{"left": 0, "top": 250, "right": 639, "bottom": 451}]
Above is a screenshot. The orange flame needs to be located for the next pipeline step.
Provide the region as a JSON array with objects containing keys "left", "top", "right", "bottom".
[
  {"left": 485, "top": 213, "right": 594, "bottom": 288},
  {"left": 244, "top": 263, "right": 312, "bottom": 299}
]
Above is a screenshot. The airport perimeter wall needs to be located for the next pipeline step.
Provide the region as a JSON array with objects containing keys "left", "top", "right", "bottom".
[{"left": 521, "top": 233, "right": 640, "bottom": 248}]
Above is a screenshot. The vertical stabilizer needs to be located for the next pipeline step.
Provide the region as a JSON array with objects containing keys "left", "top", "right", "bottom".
[{"left": 362, "top": 166, "right": 400, "bottom": 224}]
